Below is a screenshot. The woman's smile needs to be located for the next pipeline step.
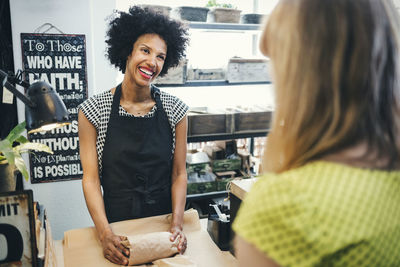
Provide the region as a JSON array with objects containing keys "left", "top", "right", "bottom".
[{"left": 138, "top": 66, "right": 155, "bottom": 79}]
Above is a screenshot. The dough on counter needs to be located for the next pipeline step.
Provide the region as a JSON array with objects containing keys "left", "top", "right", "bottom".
[{"left": 121, "top": 231, "right": 180, "bottom": 265}]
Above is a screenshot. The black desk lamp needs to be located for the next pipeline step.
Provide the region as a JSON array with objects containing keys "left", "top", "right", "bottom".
[{"left": 0, "top": 69, "right": 70, "bottom": 133}]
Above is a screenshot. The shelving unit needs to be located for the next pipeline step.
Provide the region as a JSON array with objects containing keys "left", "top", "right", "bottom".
[
  {"left": 158, "top": 21, "right": 272, "bottom": 206},
  {"left": 158, "top": 21, "right": 272, "bottom": 141}
]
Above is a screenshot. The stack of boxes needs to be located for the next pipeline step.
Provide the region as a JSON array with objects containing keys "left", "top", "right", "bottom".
[{"left": 186, "top": 140, "right": 250, "bottom": 194}]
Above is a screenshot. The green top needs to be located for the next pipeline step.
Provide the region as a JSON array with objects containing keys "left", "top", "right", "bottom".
[{"left": 233, "top": 161, "right": 400, "bottom": 266}]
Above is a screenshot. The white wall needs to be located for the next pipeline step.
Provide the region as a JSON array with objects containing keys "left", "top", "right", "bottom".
[{"left": 10, "top": 0, "right": 117, "bottom": 240}]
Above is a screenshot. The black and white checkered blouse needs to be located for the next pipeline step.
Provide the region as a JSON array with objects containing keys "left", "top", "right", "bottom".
[{"left": 78, "top": 87, "right": 188, "bottom": 176}]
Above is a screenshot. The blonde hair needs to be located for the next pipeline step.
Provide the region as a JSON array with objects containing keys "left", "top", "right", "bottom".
[{"left": 262, "top": 0, "right": 400, "bottom": 173}]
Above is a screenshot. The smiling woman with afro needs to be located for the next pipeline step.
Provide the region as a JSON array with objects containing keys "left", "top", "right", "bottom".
[
  {"left": 106, "top": 6, "right": 189, "bottom": 76},
  {"left": 78, "top": 6, "right": 191, "bottom": 266}
]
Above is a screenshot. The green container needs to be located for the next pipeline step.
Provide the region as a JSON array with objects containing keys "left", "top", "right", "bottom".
[
  {"left": 187, "top": 181, "right": 217, "bottom": 194},
  {"left": 186, "top": 162, "right": 210, "bottom": 174},
  {"left": 212, "top": 158, "right": 242, "bottom": 172}
]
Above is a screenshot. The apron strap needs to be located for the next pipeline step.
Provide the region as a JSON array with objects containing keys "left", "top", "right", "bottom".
[
  {"left": 110, "top": 83, "right": 122, "bottom": 118},
  {"left": 151, "top": 85, "right": 165, "bottom": 112},
  {"left": 113, "top": 84, "right": 163, "bottom": 117}
]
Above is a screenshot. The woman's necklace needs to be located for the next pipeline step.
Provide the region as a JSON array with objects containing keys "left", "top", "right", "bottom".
[
  {"left": 121, "top": 99, "right": 155, "bottom": 116},
  {"left": 119, "top": 84, "right": 155, "bottom": 116}
]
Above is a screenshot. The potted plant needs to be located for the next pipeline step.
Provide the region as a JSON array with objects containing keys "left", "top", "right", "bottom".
[
  {"left": 171, "top": 6, "right": 210, "bottom": 22},
  {"left": 240, "top": 13, "right": 267, "bottom": 24},
  {"left": 206, "top": 0, "right": 241, "bottom": 23},
  {"left": 0, "top": 121, "right": 52, "bottom": 191}
]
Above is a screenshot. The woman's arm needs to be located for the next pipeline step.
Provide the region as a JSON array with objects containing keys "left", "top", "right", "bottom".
[
  {"left": 235, "top": 235, "right": 280, "bottom": 267},
  {"left": 78, "top": 110, "right": 129, "bottom": 265},
  {"left": 169, "top": 115, "right": 188, "bottom": 252}
]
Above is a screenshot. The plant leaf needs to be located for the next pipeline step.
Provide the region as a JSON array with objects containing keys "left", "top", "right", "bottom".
[
  {"left": 6, "top": 121, "right": 26, "bottom": 143},
  {"left": 3, "top": 151, "right": 14, "bottom": 165},
  {"left": 0, "top": 139, "right": 11, "bottom": 152},
  {"left": 15, "top": 135, "right": 29, "bottom": 144},
  {"left": 0, "top": 139, "right": 14, "bottom": 165},
  {"left": 14, "top": 154, "right": 29, "bottom": 181},
  {"left": 17, "top": 142, "right": 53, "bottom": 154}
]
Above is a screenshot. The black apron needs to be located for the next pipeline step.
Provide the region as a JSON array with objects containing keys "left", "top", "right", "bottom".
[{"left": 101, "top": 84, "right": 173, "bottom": 223}]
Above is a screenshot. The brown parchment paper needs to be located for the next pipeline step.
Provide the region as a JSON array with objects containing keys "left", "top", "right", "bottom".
[{"left": 63, "top": 209, "right": 237, "bottom": 267}]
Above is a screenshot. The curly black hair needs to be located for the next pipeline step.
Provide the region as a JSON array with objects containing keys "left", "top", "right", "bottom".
[{"left": 106, "top": 6, "right": 189, "bottom": 77}]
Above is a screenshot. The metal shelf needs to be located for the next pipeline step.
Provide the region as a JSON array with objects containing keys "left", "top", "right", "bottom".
[
  {"left": 187, "top": 190, "right": 228, "bottom": 201},
  {"left": 156, "top": 80, "right": 271, "bottom": 87},
  {"left": 188, "top": 130, "right": 268, "bottom": 143},
  {"left": 189, "top": 22, "right": 262, "bottom": 31}
]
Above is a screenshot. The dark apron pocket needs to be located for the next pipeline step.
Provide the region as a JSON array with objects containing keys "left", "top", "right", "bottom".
[
  {"left": 144, "top": 185, "right": 172, "bottom": 217},
  {"left": 104, "top": 195, "right": 141, "bottom": 223}
]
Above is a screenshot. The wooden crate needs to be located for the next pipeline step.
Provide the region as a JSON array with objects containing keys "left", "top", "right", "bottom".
[
  {"left": 187, "top": 68, "right": 226, "bottom": 80},
  {"left": 234, "top": 111, "right": 271, "bottom": 132},
  {"left": 154, "top": 59, "right": 187, "bottom": 84},
  {"left": 188, "top": 113, "right": 234, "bottom": 136},
  {"left": 227, "top": 58, "right": 270, "bottom": 83}
]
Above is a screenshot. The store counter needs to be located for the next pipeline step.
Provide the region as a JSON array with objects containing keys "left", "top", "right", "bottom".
[
  {"left": 229, "top": 178, "right": 258, "bottom": 225},
  {"left": 53, "top": 209, "right": 237, "bottom": 267}
]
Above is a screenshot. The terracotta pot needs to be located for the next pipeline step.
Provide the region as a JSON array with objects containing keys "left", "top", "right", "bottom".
[
  {"left": 207, "top": 8, "right": 241, "bottom": 23},
  {"left": 0, "top": 163, "right": 17, "bottom": 192}
]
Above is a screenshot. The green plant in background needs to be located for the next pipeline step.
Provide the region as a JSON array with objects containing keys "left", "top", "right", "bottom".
[
  {"left": 0, "top": 121, "right": 53, "bottom": 180},
  {"left": 206, "top": 0, "right": 236, "bottom": 9}
]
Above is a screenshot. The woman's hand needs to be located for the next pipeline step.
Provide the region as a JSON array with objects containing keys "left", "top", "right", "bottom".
[
  {"left": 170, "top": 225, "right": 187, "bottom": 253},
  {"left": 100, "top": 229, "right": 130, "bottom": 265}
]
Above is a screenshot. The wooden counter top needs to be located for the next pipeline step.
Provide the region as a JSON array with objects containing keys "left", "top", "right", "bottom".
[
  {"left": 54, "top": 219, "right": 232, "bottom": 267},
  {"left": 60, "top": 209, "right": 236, "bottom": 267},
  {"left": 230, "top": 178, "right": 258, "bottom": 200}
]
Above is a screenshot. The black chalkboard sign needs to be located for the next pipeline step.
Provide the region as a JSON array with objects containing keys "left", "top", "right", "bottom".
[{"left": 20, "top": 33, "right": 88, "bottom": 183}]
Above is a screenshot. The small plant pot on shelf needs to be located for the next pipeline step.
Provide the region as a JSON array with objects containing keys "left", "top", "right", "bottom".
[
  {"left": 0, "top": 163, "right": 17, "bottom": 192},
  {"left": 138, "top": 5, "right": 172, "bottom": 17},
  {"left": 172, "top": 6, "right": 209, "bottom": 22},
  {"left": 240, "top": 13, "right": 266, "bottom": 24},
  {"left": 207, "top": 8, "right": 241, "bottom": 23}
]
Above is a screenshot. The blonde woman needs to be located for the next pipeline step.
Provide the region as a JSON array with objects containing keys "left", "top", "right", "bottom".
[{"left": 233, "top": 0, "right": 400, "bottom": 266}]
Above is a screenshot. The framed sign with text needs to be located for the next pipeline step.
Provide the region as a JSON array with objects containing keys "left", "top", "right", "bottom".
[
  {"left": 0, "top": 190, "right": 37, "bottom": 266},
  {"left": 20, "top": 33, "right": 88, "bottom": 183}
]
